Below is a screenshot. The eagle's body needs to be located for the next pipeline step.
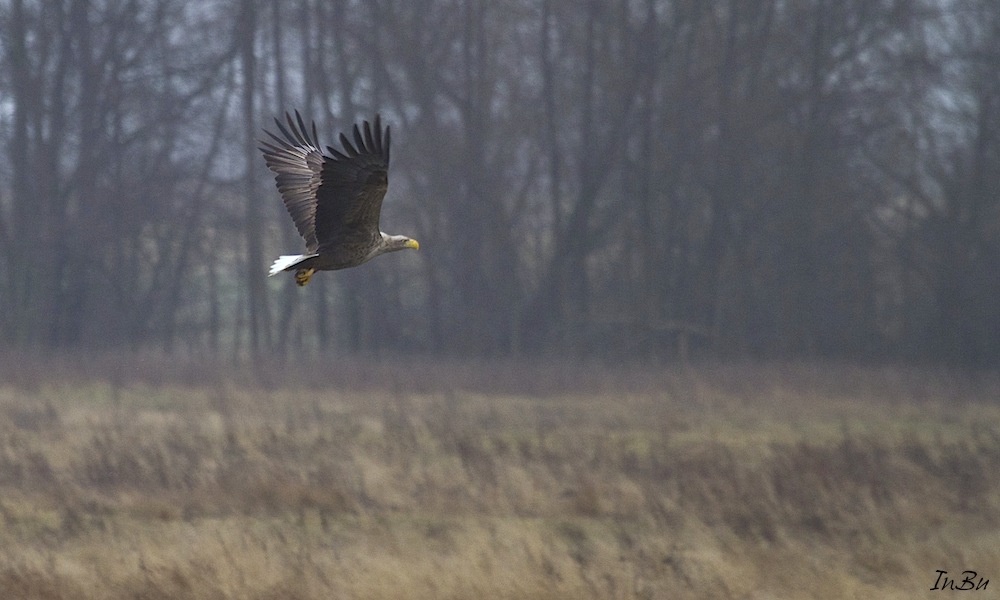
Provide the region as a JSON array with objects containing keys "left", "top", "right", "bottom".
[{"left": 259, "top": 112, "right": 418, "bottom": 286}]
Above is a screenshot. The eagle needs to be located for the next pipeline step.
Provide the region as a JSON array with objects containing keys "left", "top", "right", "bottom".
[{"left": 259, "top": 111, "right": 418, "bottom": 286}]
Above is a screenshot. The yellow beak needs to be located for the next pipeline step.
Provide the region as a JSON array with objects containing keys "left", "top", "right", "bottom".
[{"left": 405, "top": 239, "right": 420, "bottom": 250}]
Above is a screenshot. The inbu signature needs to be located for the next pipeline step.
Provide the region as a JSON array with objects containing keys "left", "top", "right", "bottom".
[{"left": 931, "top": 570, "right": 989, "bottom": 591}]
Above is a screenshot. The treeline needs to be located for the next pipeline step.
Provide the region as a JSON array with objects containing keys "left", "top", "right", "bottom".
[{"left": 0, "top": 0, "right": 997, "bottom": 363}]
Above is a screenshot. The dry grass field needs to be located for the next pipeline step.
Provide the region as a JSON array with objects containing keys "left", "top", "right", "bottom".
[{"left": 0, "top": 357, "right": 998, "bottom": 599}]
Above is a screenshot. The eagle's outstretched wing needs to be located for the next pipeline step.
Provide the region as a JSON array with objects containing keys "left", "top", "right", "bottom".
[
  {"left": 316, "top": 115, "right": 390, "bottom": 249},
  {"left": 259, "top": 111, "right": 325, "bottom": 252},
  {"left": 260, "top": 112, "right": 391, "bottom": 253}
]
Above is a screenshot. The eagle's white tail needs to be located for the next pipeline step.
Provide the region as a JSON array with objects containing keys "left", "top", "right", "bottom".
[{"left": 268, "top": 254, "right": 316, "bottom": 276}]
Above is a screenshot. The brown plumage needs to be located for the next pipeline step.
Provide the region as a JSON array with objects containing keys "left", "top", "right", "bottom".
[{"left": 259, "top": 111, "right": 418, "bottom": 286}]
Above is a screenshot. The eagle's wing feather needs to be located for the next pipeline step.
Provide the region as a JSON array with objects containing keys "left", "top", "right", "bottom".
[
  {"left": 314, "top": 115, "right": 390, "bottom": 250},
  {"left": 259, "top": 111, "right": 325, "bottom": 252}
]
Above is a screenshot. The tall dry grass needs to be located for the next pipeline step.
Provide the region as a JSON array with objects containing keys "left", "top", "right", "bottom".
[{"left": 0, "top": 359, "right": 998, "bottom": 598}]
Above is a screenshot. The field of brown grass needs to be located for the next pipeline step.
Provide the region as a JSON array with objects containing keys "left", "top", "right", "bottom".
[{"left": 0, "top": 358, "right": 998, "bottom": 599}]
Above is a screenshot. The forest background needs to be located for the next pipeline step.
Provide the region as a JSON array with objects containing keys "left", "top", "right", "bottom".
[{"left": 1, "top": 0, "right": 997, "bottom": 365}]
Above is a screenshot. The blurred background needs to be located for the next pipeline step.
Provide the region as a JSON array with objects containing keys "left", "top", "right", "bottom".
[{"left": 0, "top": 0, "right": 998, "bottom": 365}]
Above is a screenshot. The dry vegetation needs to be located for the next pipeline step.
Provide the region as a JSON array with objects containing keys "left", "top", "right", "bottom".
[{"left": 0, "top": 358, "right": 998, "bottom": 599}]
